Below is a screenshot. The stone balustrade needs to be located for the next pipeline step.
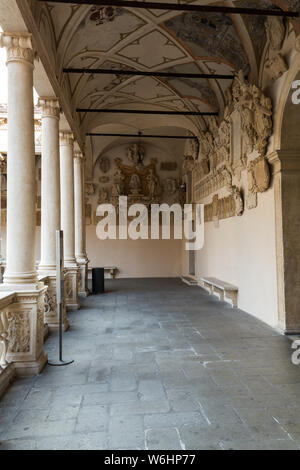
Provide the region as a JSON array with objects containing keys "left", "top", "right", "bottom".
[{"left": 0, "top": 292, "right": 17, "bottom": 398}]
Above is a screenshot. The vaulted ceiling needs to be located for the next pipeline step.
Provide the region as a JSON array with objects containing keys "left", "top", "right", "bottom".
[{"left": 28, "top": 0, "right": 300, "bottom": 139}]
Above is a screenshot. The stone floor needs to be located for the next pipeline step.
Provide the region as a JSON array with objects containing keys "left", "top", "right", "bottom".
[{"left": 1, "top": 278, "right": 300, "bottom": 450}]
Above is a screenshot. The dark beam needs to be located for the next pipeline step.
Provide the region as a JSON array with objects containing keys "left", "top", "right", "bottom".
[
  {"left": 64, "top": 68, "right": 234, "bottom": 80},
  {"left": 39, "top": 0, "right": 299, "bottom": 17},
  {"left": 77, "top": 108, "right": 218, "bottom": 116},
  {"left": 86, "top": 133, "right": 198, "bottom": 139}
]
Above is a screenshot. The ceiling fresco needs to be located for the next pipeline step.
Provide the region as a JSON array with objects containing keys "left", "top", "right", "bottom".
[
  {"left": 29, "top": 0, "right": 300, "bottom": 137},
  {"left": 163, "top": 12, "right": 249, "bottom": 72}
]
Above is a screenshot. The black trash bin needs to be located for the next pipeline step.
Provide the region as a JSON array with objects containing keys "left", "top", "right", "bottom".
[{"left": 92, "top": 268, "right": 105, "bottom": 294}]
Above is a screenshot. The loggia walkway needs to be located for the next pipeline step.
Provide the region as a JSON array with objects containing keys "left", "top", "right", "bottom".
[{"left": 0, "top": 278, "right": 300, "bottom": 450}]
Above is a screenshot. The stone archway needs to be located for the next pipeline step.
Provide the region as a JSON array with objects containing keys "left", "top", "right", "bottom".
[{"left": 272, "top": 60, "right": 300, "bottom": 333}]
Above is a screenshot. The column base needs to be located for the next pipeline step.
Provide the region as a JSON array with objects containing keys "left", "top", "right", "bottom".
[
  {"left": 13, "top": 350, "right": 48, "bottom": 377},
  {"left": 64, "top": 265, "right": 80, "bottom": 310},
  {"left": 76, "top": 257, "right": 90, "bottom": 297},
  {"left": 0, "top": 285, "right": 48, "bottom": 376}
]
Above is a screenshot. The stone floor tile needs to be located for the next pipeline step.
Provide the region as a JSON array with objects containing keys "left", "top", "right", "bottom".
[
  {"left": 145, "top": 428, "right": 183, "bottom": 450},
  {"left": 0, "top": 279, "right": 300, "bottom": 450},
  {"left": 108, "top": 416, "right": 144, "bottom": 449}
]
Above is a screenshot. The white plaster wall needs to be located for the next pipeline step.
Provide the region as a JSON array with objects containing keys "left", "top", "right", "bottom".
[
  {"left": 182, "top": 183, "right": 278, "bottom": 328},
  {"left": 86, "top": 225, "right": 182, "bottom": 278}
]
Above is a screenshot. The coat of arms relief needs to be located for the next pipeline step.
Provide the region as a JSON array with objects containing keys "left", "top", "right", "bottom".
[{"left": 193, "top": 69, "right": 273, "bottom": 220}]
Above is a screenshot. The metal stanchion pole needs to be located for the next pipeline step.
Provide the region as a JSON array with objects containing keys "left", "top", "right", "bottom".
[{"left": 48, "top": 230, "right": 74, "bottom": 366}]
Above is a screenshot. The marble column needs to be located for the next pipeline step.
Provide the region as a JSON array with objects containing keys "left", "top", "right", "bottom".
[
  {"left": 0, "top": 32, "right": 47, "bottom": 375},
  {"left": 38, "top": 98, "right": 69, "bottom": 330},
  {"left": 59, "top": 132, "right": 80, "bottom": 310},
  {"left": 74, "top": 151, "right": 89, "bottom": 296}
]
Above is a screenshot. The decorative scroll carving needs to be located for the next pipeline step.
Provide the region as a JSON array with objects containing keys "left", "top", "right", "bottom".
[{"left": 44, "top": 287, "right": 57, "bottom": 321}]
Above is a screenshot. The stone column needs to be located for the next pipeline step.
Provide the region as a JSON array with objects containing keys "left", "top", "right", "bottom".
[
  {"left": 74, "top": 150, "right": 89, "bottom": 296},
  {"left": 0, "top": 32, "right": 47, "bottom": 375},
  {"left": 59, "top": 132, "right": 80, "bottom": 310},
  {"left": 38, "top": 98, "right": 69, "bottom": 330},
  {"left": 270, "top": 150, "right": 300, "bottom": 334}
]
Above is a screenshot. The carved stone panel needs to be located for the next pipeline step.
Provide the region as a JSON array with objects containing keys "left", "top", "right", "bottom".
[{"left": 230, "top": 109, "right": 243, "bottom": 178}]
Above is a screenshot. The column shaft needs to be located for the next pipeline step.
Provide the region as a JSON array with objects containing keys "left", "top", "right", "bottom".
[
  {"left": 74, "top": 152, "right": 89, "bottom": 296},
  {"left": 60, "top": 133, "right": 76, "bottom": 264},
  {"left": 3, "top": 34, "right": 36, "bottom": 285},
  {"left": 60, "top": 132, "right": 80, "bottom": 309},
  {"left": 39, "top": 98, "right": 61, "bottom": 271},
  {"left": 0, "top": 33, "right": 47, "bottom": 375}
]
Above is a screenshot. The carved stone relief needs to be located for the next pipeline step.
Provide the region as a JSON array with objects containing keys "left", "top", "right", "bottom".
[
  {"left": 204, "top": 186, "right": 243, "bottom": 226},
  {"left": 110, "top": 147, "right": 162, "bottom": 206},
  {"left": 265, "top": 54, "right": 288, "bottom": 82},
  {"left": 265, "top": 16, "right": 286, "bottom": 52},
  {"left": 6, "top": 310, "right": 30, "bottom": 354},
  {"left": 247, "top": 155, "right": 270, "bottom": 209},
  {"left": 264, "top": 16, "right": 288, "bottom": 83},
  {"left": 98, "top": 187, "right": 109, "bottom": 204},
  {"left": 192, "top": 70, "right": 272, "bottom": 214},
  {"left": 99, "top": 176, "right": 110, "bottom": 183},
  {"left": 99, "top": 156, "right": 110, "bottom": 174},
  {"left": 127, "top": 144, "right": 145, "bottom": 165},
  {"left": 194, "top": 165, "right": 232, "bottom": 201}
]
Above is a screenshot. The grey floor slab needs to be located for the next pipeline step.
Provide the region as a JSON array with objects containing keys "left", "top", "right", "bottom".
[{"left": 0, "top": 278, "right": 300, "bottom": 450}]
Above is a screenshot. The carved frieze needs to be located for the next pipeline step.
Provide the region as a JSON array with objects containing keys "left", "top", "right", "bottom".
[
  {"left": 204, "top": 186, "right": 244, "bottom": 226},
  {"left": 194, "top": 165, "right": 232, "bottom": 201}
]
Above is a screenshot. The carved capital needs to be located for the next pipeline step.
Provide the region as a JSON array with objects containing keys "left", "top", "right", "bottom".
[
  {"left": 0, "top": 32, "right": 34, "bottom": 67},
  {"left": 38, "top": 97, "right": 60, "bottom": 120},
  {"left": 74, "top": 150, "right": 85, "bottom": 162},
  {"left": 59, "top": 131, "right": 74, "bottom": 147}
]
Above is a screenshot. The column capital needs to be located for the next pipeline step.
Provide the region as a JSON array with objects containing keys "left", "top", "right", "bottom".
[
  {"left": 74, "top": 150, "right": 85, "bottom": 162},
  {"left": 59, "top": 131, "right": 74, "bottom": 147},
  {"left": 38, "top": 97, "right": 60, "bottom": 120},
  {"left": 268, "top": 150, "right": 300, "bottom": 174},
  {"left": 0, "top": 32, "right": 34, "bottom": 67}
]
